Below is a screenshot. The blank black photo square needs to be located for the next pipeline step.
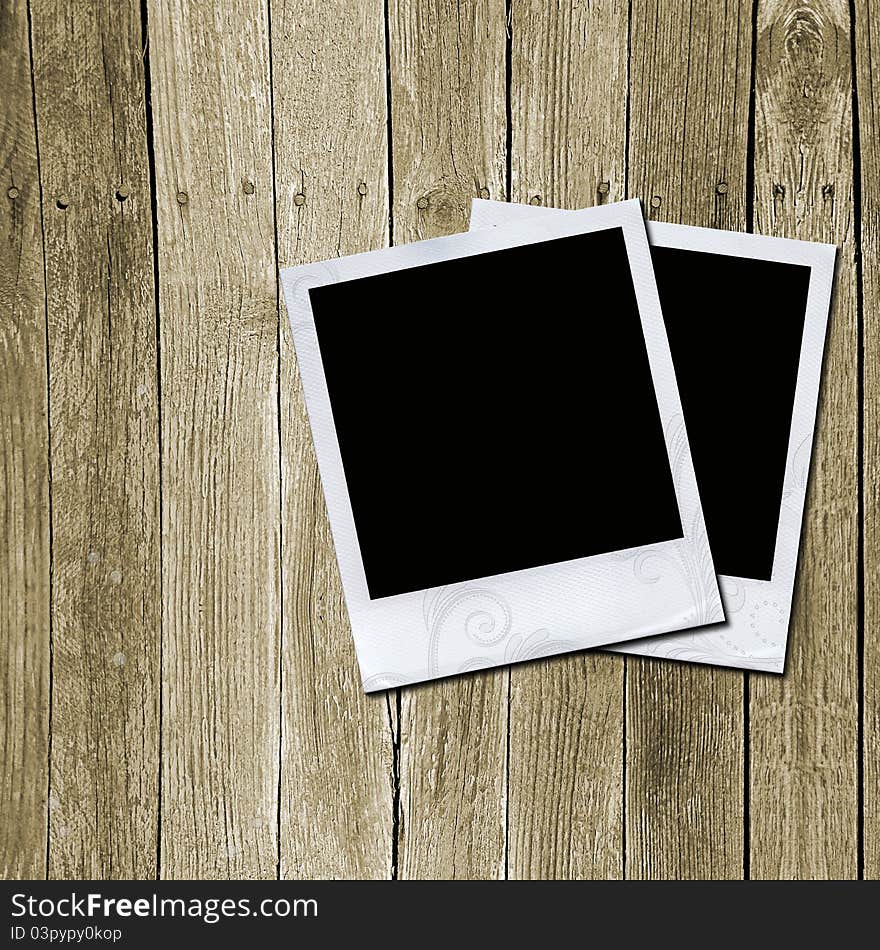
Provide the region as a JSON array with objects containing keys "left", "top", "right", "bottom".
[
  {"left": 309, "top": 229, "right": 684, "bottom": 600},
  {"left": 651, "top": 246, "right": 810, "bottom": 581}
]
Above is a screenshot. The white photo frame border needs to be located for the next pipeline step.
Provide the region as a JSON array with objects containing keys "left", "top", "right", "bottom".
[
  {"left": 282, "top": 199, "right": 723, "bottom": 691},
  {"left": 469, "top": 198, "right": 836, "bottom": 673}
]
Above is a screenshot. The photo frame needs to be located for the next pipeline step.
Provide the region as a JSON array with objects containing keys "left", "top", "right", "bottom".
[
  {"left": 282, "top": 200, "right": 722, "bottom": 689},
  {"left": 470, "top": 198, "right": 835, "bottom": 672}
]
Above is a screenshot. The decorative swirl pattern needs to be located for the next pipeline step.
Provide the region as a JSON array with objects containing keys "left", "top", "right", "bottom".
[
  {"left": 456, "top": 656, "right": 495, "bottom": 674},
  {"left": 782, "top": 434, "right": 812, "bottom": 505},
  {"left": 283, "top": 259, "right": 341, "bottom": 305},
  {"left": 504, "top": 629, "right": 575, "bottom": 664},
  {"left": 362, "top": 672, "right": 406, "bottom": 691},
  {"left": 464, "top": 607, "right": 511, "bottom": 645},
  {"left": 424, "top": 586, "right": 513, "bottom": 676},
  {"left": 719, "top": 576, "right": 747, "bottom": 614}
]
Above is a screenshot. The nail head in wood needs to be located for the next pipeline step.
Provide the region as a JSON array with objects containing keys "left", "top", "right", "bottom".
[
  {"left": 650, "top": 195, "right": 662, "bottom": 208},
  {"left": 116, "top": 187, "right": 129, "bottom": 201},
  {"left": 597, "top": 181, "right": 610, "bottom": 195},
  {"left": 357, "top": 182, "right": 368, "bottom": 196},
  {"left": 479, "top": 186, "right": 490, "bottom": 199},
  {"left": 56, "top": 195, "right": 69, "bottom": 209},
  {"left": 243, "top": 180, "right": 255, "bottom": 195},
  {"left": 7, "top": 186, "right": 20, "bottom": 200},
  {"left": 176, "top": 191, "right": 189, "bottom": 205},
  {"left": 416, "top": 196, "right": 429, "bottom": 209},
  {"left": 294, "top": 192, "right": 306, "bottom": 206},
  {"left": 529, "top": 194, "right": 542, "bottom": 206},
  {"left": 716, "top": 181, "right": 728, "bottom": 195}
]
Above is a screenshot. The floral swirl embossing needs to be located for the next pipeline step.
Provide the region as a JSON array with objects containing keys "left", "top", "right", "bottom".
[
  {"left": 424, "top": 586, "right": 512, "bottom": 676},
  {"left": 504, "top": 629, "right": 575, "bottom": 664},
  {"left": 362, "top": 672, "right": 406, "bottom": 691}
]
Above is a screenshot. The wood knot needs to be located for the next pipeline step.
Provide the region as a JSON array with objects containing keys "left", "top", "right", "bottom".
[
  {"left": 243, "top": 180, "right": 255, "bottom": 195},
  {"left": 784, "top": 7, "right": 825, "bottom": 52},
  {"left": 822, "top": 183, "right": 834, "bottom": 199},
  {"left": 773, "top": 183, "right": 786, "bottom": 199}
]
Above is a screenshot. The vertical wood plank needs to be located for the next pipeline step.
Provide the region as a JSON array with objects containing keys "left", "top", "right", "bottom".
[
  {"left": 749, "top": 0, "right": 859, "bottom": 878},
  {"left": 0, "top": 0, "right": 51, "bottom": 879},
  {"left": 148, "top": 0, "right": 280, "bottom": 877},
  {"left": 389, "top": 0, "right": 507, "bottom": 240},
  {"left": 29, "top": 0, "right": 161, "bottom": 878},
  {"left": 855, "top": 0, "right": 879, "bottom": 880},
  {"left": 388, "top": 0, "right": 509, "bottom": 879},
  {"left": 271, "top": 0, "right": 395, "bottom": 878},
  {"left": 505, "top": 0, "right": 627, "bottom": 880},
  {"left": 626, "top": 0, "right": 752, "bottom": 879}
]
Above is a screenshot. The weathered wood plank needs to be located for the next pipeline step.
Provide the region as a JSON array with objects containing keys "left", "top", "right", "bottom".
[
  {"left": 505, "top": 0, "right": 627, "bottom": 880},
  {"left": 148, "top": 0, "right": 280, "bottom": 877},
  {"left": 749, "top": 0, "right": 859, "bottom": 879},
  {"left": 29, "top": 0, "right": 161, "bottom": 878},
  {"left": 0, "top": 0, "right": 51, "bottom": 879},
  {"left": 855, "top": 0, "right": 879, "bottom": 881},
  {"left": 388, "top": 0, "right": 507, "bottom": 238},
  {"left": 270, "top": 0, "right": 395, "bottom": 878},
  {"left": 626, "top": 0, "right": 752, "bottom": 879},
  {"left": 388, "top": 0, "right": 509, "bottom": 879},
  {"left": 508, "top": 655, "right": 623, "bottom": 879}
]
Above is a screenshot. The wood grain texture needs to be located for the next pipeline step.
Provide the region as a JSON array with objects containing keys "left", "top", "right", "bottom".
[
  {"left": 505, "top": 0, "right": 627, "bottom": 880},
  {"left": 507, "top": 654, "right": 623, "bottom": 879},
  {"left": 749, "top": 0, "right": 859, "bottom": 879},
  {"left": 626, "top": 663, "right": 744, "bottom": 878},
  {"left": 0, "top": 0, "right": 51, "bottom": 879},
  {"left": 1, "top": 0, "right": 873, "bottom": 882},
  {"left": 388, "top": 0, "right": 507, "bottom": 239},
  {"left": 271, "top": 0, "right": 395, "bottom": 878},
  {"left": 399, "top": 675, "right": 507, "bottom": 879},
  {"left": 29, "top": 0, "right": 161, "bottom": 878},
  {"left": 855, "top": 0, "right": 879, "bottom": 881},
  {"left": 626, "top": 0, "right": 752, "bottom": 879},
  {"left": 388, "top": 0, "right": 509, "bottom": 879},
  {"left": 510, "top": 0, "right": 628, "bottom": 209},
  {"left": 629, "top": 0, "right": 753, "bottom": 231},
  {"left": 148, "top": 0, "right": 280, "bottom": 878}
]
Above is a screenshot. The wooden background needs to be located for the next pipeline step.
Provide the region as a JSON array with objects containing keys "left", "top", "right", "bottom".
[{"left": 1, "top": 0, "right": 875, "bottom": 879}]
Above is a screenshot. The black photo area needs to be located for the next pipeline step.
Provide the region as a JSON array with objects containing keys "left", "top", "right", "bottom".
[
  {"left": 651, "top": 246, "right": 811, "bottom": 581},
  {"left": 310, "top": 228, "right": 684, "bottom": 600}
]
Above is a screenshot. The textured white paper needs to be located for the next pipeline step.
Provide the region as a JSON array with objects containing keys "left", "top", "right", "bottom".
[
  {"left": 470, "top": 198, "right": 835, "bottom": 673},
  {"left": 282, "top": 200, "right": 722, "bottom": 691}
]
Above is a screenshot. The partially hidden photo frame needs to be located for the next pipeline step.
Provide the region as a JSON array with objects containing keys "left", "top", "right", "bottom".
[
  {"left": 470, "top": 198, "right": 836, "bottom": 673},
  {"left": 282, "top": 199, "right": 722, "bottom": 690}
]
